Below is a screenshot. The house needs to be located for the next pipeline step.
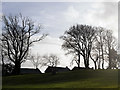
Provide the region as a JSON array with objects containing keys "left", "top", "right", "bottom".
[
  {"left": 72, "top": 67, "right": 94, "bottom": 71},
  {"left": 20, "top": 68, "right": 41, "bottom": 74},
  {"left": 45, "top": 66, "right": 70, "bottom": 73}
]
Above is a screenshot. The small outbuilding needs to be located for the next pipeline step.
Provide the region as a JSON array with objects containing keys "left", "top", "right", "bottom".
[
  {"left": 20, "top": 68, "right": 41, "bottom": 74},
  {"left": 45, "top": 66, "right": 70, "bottom": 73},
  {"left": 72, "top": 67, "right": 93, "bottom": 71}
]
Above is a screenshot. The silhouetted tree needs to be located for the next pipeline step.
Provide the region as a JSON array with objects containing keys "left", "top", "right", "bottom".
[
  {"left": 93, "top": 41, "right": 101, "bottom": 69},
  {"left": 90, "top": 41, "right": 99, "bottom": 70},
  {"left": 98, "top": 28, "right": 106, "bottom": 69},
  {"left": 60, "top": 24, "right": 96, "bottom": 68},
  {"left": 42, "top": 54, "right": 60, "bottom": 67},
  {"left": 110, "top": 48, "right": 119, "bottom": 69},
  {"left": 42, "top": 54, "right": 60, "bottom": 74},
  {"left": 0, "top": 36, "right": 9, "bottom": 74},
  {"left": 91, "top": 28, "right": 117, "bottom": 69},
  {"left": 104, "top": 30, "right": 117, "bottom": 69},
  {"left": 2, "top": 14, "right": 47, "bottom": 75},
  {"left": 93, "top": 27, "right": 107, "bottom": 69},
  {"left": 117, "top": 53, "right": 120, "bottom": 68},
  {"left": 29, "top": 54, "right": 42, "bottom": 69},
  {"left": 70, "top": 54, "right": 81, "bottom": 68}
]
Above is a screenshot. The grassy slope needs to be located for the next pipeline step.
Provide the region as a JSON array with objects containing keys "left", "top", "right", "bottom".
[{"left": 2, "top": 69, "right": 118, "bottom": 88}]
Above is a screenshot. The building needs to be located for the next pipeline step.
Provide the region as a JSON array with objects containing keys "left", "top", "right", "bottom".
[
  {"left": 20, "top": 68, "right": 41, "bottom": 74},
  {"left": 72, "top": 67, "right": 86, "bottom": 71},
  {"left": 45, "top": 66, "right": 70, "bottom": 73}
]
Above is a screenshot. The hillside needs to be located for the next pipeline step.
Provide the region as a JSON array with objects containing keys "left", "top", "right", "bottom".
[{"left": 2, "top": 69, "right": 118, "bottom": 89}]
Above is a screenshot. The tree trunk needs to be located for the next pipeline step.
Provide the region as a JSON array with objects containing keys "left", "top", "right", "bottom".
[
  {"left": 102, "top": 60, "right": 104, "bottom": 69},
  {"left": 78, "top": 54, "right": 80, "bottom": 68},
  {"left": 101, "top": 44, "right": 104, "bottom": 69},
  {"left": 2, "top": 53, "right": 5, "bottom": 75},
  {"left": 83, "top": 55, "right": 89, "bottom": 69},
  {"left": 2, "top": 54, "right": 4, "bottom": 67},
  {"left": 94, "top": 61, "right": 97, "bottom": 70},
  {"left": 83, "top": 56, "right": 86, "bottom": 68},
  {"left": 98, "top": 61, "right": 100, "bottom": 69},
  {"left": 86, "top": 56, "right": 89, "bottom": 69},
  {"left": 86, "top": 61, "right": 89, "bottom": 69},
  {"left": 98, "top": 48, "right": 101, "bottom": 69},
  {"left": 84, "top": 60, "right": 89, "bottom": 69},
  {"left": 108, "top": 48, "right": 112, "bottom": 69},
  {"left": 13, "top": 60, "right": 21, "bottom": 75}
]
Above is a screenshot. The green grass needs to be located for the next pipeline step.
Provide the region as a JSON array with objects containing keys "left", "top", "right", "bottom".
[{"left": 2, "top": 69, "right": 118, "bottom": 89}]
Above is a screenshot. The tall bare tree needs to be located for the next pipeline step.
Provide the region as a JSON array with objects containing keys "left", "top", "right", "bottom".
[
  {"left": 42, "top": 54, "right": 60, "bottom": 67},
  {"left": 42, "top": 54, "right": 60, "bottom": 74},
  {"left": 104, "top": 30, "right": 117, "bottom": 69},
  {"left": 90, "top": 41, "right": 99, "bottom": 69},
  {"left": 2, "top": 14, "right": 47, "bottom": 74},
  {"left": 94, "top": 27, "right": 107, "bottom": 69},
  {"left": 60, "top": 24, "right": 96, "bottom": 68},
  {"left": 91, "top": 28, "right": 117, "bottom": 69},
  {"left": 110, "top": 48, "right": 119, "bottom": 69},
  {"left": 29, "top": 54, "right": 42, "bottom": 69}
]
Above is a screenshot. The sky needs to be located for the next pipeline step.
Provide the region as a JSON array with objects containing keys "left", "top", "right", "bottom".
[{"left": 2, "top": 2, "right": 118, "bottom": 72}]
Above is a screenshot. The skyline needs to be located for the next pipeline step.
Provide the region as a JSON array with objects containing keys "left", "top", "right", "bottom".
[{"left": 2, "top": 2, "right": 118, "bottom": 72}]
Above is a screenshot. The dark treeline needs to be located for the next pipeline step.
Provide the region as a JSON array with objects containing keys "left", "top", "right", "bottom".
[
  {"left": 60, "top": 25, "right": 120, "bottom": 70},
  {"left": 1, "top": 14, "right": 120, "bottom": 76}
]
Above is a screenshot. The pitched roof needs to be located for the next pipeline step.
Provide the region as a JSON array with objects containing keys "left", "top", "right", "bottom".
[
  {"left": 20, "top": 68, "right": 41, "bottom": 74},
  {"left": 72, "top": 67, "right": 93, "bottom": 70},
  {"left": 72, "top": 67, "right": 86, "bottom": 70},
  {"left": 45, "top": 66, "right": 70, "bottom": 73}
]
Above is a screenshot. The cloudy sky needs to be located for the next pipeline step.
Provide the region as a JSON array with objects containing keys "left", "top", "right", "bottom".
[{"left": 2, "top": 2, "right": 118, "bottom": 72}]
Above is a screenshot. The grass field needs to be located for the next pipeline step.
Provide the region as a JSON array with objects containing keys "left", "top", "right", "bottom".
[{"left": 2, "top": 69, "right": 118, "bottom": 89}]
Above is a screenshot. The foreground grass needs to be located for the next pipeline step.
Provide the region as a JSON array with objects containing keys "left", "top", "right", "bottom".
[{"left": 2, "top": 69, "right": 118, "bottom": 89}]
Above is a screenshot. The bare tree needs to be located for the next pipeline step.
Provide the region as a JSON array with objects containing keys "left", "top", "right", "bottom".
[
  {"left": 60, "top": 24, "right": 96, "bottom": 68},
  {"left": 98, "top": 28, "right": 105, "bottom": 69},
  {"left": 1, "top": 14, "right": 47, "bottom": 75},
  {"left": 94, "top": 42, "right": 101, "bottom": 69},
  {"left": 90, "top": 41, "right": 99, "bottom": 69},
  {"left": 29, "top": 54, "right": 42, "bottom": 69},
  {"left": 94, "top": 27, "right": 107, "bottom": 69},
  {"left": 117, "top": 54, "right": 120, "bottom": 68},
  {"left": 104, "top": 30, "right": 117, "bottom": 69},
  {"left": 91, "top": 28, "right": 117, "bottom": 69},
  {"left": 42, "top": 54, "right": 60, "bottom": 67},
  {"left": 70, "top": 54, "right": 81, "bottom": 68},
  {"left": 110, "top": 48, "right": 119, "bottom": 69},
  {"left": 42, "top": 54, "right": 60, "bottom": 74}
]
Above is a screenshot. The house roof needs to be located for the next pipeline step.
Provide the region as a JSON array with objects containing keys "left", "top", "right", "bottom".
[
  {"left": 20, "top": 68, "right": 41, "bottom": 74},
  {"left": 45, "top": 66, "right": 70, "bottom": 73},
  {"left": 72, "top": 67, "right": 93, "bottom": 70},
  {"left": 72, "top": 67, "right": 86, "bottom": 70}
]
